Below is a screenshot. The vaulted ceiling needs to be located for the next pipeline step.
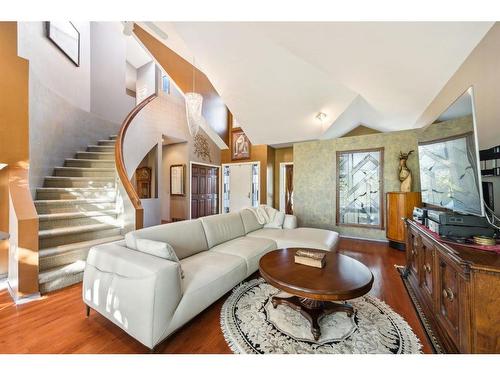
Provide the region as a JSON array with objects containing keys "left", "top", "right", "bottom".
[{"left": 143, "top": 22, "right": 493, "bottom": 146}]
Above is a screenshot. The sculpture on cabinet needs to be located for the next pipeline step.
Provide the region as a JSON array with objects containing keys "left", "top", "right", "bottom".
[{"left": 399, "top": 150, "right": 414, "bottom": 192}]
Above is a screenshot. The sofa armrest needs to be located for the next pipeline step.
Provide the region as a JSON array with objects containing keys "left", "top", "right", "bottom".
[
  {"left": 283, "top": 214, "right": 298, "bottom": 229},
  {"left": 83, "top": 241, "right": 182, "bottom": 349}
]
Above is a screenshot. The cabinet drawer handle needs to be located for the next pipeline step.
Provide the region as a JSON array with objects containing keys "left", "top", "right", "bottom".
[
  {"left": 442, "top": 288, "right": 454, "bottom": 301},
  {"left": 424, "top": 264, "right": 431, "bottom": 273}
]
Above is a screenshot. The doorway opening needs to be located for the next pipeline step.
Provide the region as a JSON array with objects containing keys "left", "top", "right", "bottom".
[
  {"left": 222, "top": 162, "right": 260, "bottom": 213},
  {"left": 132, "top": 144, "right": 159, "bottom": 200},
  {"left": 279, "top": 162, "right": 294, "bottom": 214}
]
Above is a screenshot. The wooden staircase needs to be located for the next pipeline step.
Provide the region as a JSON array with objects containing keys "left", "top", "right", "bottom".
[{"left": 35, "top": 135, "right": 123, "bottom": 293}]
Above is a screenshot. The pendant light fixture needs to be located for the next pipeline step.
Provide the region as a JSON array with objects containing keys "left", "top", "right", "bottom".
[{"left": 185, "top": 58, "right": 204, "bottom": 137}]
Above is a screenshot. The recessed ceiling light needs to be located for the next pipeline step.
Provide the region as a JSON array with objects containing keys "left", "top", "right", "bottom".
[{"left": 315, "top": 112, "right": 327, "bottom": 121}]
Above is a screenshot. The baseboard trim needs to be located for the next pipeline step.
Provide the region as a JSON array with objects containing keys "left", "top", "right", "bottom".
[
  {"left": 340, "top": 235, "right": 389, "bottom": 243},
  {"left": 7, "top": 281, "right": 42, "bottom": 305}
]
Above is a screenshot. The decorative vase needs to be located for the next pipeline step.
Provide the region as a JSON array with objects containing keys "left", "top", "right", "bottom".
[{"left": 399, "top": 150, "right": 414, "bottom": 192}]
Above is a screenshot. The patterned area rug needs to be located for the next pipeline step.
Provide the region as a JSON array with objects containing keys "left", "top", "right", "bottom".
[{"left": 221, "top": 278, "right": 422, "bottom": 354}]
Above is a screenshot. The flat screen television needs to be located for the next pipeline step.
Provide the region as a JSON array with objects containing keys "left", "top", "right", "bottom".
[{"left": 418, "top": 133, "right": 484, "bottom": 216}]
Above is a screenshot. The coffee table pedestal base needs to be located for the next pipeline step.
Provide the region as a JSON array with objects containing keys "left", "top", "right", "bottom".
[{"left": 271, "top": 295, "right": 354, "bottom": 341}]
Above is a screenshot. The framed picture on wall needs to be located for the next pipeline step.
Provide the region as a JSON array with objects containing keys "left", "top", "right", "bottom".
[
  {"left": 170, "top": 164, "right": 186, "bottom": 196},
  {"left": 45, "top": 21, "right": 80, "bottom": 67},
  {"left": 232, "top": 129, "right": 251, "bottom": 160}
]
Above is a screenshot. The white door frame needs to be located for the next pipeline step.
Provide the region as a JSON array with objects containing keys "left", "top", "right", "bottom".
[
  {"left": 279, "top": 162, "right": 294, "bottom": 212},
  {"left": 189, "top": 161, "right": 222, "bottom": 220},
  {"left": 221, "top": 161, "right": 261, "bottom": 212}
]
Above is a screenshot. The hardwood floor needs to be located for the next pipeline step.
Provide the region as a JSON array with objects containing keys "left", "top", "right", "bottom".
[{"left": 0, "top": 238, "right": 433, "bottom": 354}]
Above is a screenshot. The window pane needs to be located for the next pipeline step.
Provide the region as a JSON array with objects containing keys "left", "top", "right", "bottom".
[{"left": 338, "top": 149, "right": 382, "bottom": 227}]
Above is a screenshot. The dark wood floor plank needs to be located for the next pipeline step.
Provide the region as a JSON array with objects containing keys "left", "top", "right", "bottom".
[{"left": 0, "top": 238, "right": 432, "bottom": 354}]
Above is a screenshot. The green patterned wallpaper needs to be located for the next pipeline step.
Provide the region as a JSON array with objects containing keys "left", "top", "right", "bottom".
[{"left": 293, "top": 116, "right": 473, "bottom": 240}]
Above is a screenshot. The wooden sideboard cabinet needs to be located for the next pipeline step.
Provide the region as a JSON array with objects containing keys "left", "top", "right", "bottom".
[
  {"left": 404, "top": 220, "right": 500, "bottom": 353},
  {"left": 386, "top": 192, "right": 422, "bottom": 250}
]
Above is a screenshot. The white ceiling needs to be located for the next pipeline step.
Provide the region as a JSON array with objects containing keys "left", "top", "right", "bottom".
[
  {"left": 148, "top": 22, "right": 493, "bottom": 145},
  {"left": 126, "top": 35, "right": 152, "bottom": 69}
]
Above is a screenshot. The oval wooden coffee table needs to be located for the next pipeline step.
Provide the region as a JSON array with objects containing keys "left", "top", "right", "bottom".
[{"left": 259, "top": 248, "right": 374, "bottom": 341}]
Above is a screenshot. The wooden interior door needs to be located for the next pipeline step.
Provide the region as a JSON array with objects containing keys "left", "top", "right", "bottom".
[{"left": 191, "top": 164, "right": 219, "bottom": 219}]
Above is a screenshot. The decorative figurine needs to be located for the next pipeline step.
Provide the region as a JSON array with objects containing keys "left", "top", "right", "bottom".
[{"left": 399, "top": 150, "right": 414, "bottom": 192}]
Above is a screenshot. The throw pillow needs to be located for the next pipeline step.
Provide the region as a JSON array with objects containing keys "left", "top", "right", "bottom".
[
  {"left": 135, "top": 238, "right": 185, "bottom": 279},
  {"left": 263, "top": 206, "right": 286, "bottom": 229}
]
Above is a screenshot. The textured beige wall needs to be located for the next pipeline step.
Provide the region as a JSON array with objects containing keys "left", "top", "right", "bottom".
[
  {"left": 420, "top": 115, "right": 473, "bottom": 143},
  {"left": 294, "top": 130, "right": 420, "bottom": 240},
  {"left": 341, "top": 125, "right": 381, "bottom": 138},
  {"left": 293, "top": 116, "right": 474, "bottom": 240}
]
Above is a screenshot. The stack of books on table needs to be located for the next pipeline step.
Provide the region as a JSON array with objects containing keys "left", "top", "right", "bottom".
[{"left": 294, "top": 249, "right": 326, "bottom": 268}]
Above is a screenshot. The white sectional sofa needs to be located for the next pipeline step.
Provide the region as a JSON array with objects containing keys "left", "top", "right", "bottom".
[{"left": 82, "top": 209, "right": 339, "bottom": 349}]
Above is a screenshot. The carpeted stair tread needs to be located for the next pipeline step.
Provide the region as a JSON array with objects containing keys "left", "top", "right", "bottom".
[
  {"left": 38, "top": 261, "right": 87, "bottom": 284},
  {"left": 39, "top": 271, "right": 84, "bottom": 294},
  {"left": 87, "top": 145, "right": 115, "bottom": 152},
  {"left": 39, "top": 235, "right": 123, "bottom": 259},
  {"left": 53, "top": 166, "right": 116, "bottom": 177},
  {"left": 38, "top": 209, "right": 119, "bottom": 221},
  {"left": 36, "top": 187, "right": 116, "bottom": 200},
  {"left": 35, "top": 197, "right": 115, "bottom": 206},
  {"left": 37, "top": 187, "right": 115, "bottom": 193},
  {"left": 75, "top": 151, "right": 114, "bottom": 160},
  {"left": 43, "top": 176, "right": 116, "bottom": 187},
  {"left": 65, "top": 158, "right": 114, "bottom": 163},
  {"left": 44, "top": 175, "right": 115, "bottom": 180},
  {"left": 38, "top": 210, "right": 119, "bottom": 230},
  {"left": 54, "top": 167, "right": 116, "bottom": 172},
  {"left": 38, "top": 223, "right": 121, "bottom": 239},
  {"left": 64, "top": 158, "right": 115, "bottom": 168},
  {"left": 109, "top": 135, "right": 117, "bottom": 140},
  {"left": 97, "top": 139, "right": 116, "bottom": 146}
]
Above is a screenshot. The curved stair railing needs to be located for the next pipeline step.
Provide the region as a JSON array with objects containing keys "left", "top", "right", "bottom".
[{"left": 115, "top": 94, "right": 157, "bottom": 230}]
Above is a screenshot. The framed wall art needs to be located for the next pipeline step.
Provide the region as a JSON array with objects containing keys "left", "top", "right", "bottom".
[
  {"left": 170, "top": 164, "right": 186, "bottom": 196},
  {"left": 45, "top": 21, "right": 80, "bottom": 66},
  {"left": 231, "top": 129, "right": 251, "bottom": 160}
]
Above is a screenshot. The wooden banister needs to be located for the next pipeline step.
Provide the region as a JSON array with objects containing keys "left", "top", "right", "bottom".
[{"left": 115, "top": 94, "right": 158, "bottom": 230}]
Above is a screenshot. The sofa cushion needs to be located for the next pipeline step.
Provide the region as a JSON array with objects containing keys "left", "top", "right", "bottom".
[
  {"left": 264, "top": 210, "right": 285, "bottom": 229},
  {"left": 240, "top": 209, "right": 264, "bottom": 234},
  {"left": 168, "top": 251, "right": 247, "bottom": 333},
  {"left": 125, "top": 220, "right": 208, "bottom": 260},
  {"left": 200, "top": 212, "right": 246, "bottom": 248},
  {"left": 246, "top": 227, "right": 339, "bottom": 251},
  {"left": 210, "top": 236, "right": 276, "bottom": 276},
  {"left": 135, "top": 238, "right": 184, "bottom": 279},
  {"left": 283, "top": 214, "right": 298, "bottom": 229}
]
